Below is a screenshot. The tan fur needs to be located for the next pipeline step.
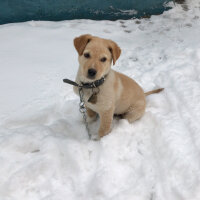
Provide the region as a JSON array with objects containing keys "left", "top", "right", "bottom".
[
  {"left": 73, "top": 34, "right": 164, "bottom": 138},
  {"left": 145, "top": 88, "right": 164, "bottom": 96},
  {"left": 74, "top": 34, "right": 92, "bottom": 55}
]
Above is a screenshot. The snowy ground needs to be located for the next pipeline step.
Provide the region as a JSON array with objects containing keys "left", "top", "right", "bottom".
[{"left": 1, "top": 0, "right": 200, "bottom": 199}]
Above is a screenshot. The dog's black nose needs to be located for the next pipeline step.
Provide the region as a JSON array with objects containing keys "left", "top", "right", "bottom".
[{"left": 88, "top": 68, "right": 97, "bottom": 78}]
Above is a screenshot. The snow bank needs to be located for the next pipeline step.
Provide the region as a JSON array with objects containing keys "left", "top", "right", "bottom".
[{"left": 0, "top": 0, "right": 200, "bottom": 199}]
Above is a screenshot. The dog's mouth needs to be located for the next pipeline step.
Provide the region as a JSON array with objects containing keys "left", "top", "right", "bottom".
[
  {"left": 81, "top": 72, "right": 103, "bottom": 84},
  {"left": 80, "top": 75, "right": 97, "bottom": 83},
  {"left": 87, "top": 75, "right": 96, "bottom": 80}
]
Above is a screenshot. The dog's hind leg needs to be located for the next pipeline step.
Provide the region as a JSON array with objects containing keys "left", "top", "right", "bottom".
[{"left": 124, "top": 101, "right": 146, "bottom": 123}]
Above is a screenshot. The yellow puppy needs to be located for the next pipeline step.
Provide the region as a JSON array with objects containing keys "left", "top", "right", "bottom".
[{"left": 73, "top": 34, "right": 163, "bottom": 138}]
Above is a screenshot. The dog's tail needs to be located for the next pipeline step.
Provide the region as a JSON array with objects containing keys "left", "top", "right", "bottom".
[{"left": 145, "top": 88, "right": 164, "bottom": 96}]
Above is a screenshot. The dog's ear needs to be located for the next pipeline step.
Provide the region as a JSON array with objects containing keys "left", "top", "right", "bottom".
[
  {"left": 74, "top": 34, "right": 92, "bottom": 56},
  {"left": 108, "top": 40, "right": 121, "bottom": 65}
]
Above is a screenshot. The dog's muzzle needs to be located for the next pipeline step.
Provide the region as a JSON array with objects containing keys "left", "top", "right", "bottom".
[{"left": 87, "top": 68, "right": 97, "bottom": 79}]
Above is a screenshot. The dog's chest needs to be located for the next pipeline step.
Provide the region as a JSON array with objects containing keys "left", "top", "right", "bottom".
[
  {"left": 84, "top": 87, "right": 113, "bottom": 113},
  {"left": 83, "top": 89, "right": 98, "bottom": 107},
  {"left": 84, "top": 90, "right": 99, "bottom": 111}
]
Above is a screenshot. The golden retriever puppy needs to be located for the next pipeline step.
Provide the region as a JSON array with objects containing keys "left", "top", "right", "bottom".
[{"left": 73, "top": 34, "right": 163, "bottom": 138}]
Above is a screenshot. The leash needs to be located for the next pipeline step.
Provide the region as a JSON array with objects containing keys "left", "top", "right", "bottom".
[
  {"left": 78, "top": 87, "right": 91, "bottom": 138},
  {"left": 63, "top": 75, "right": 107, "bottom": 139}
]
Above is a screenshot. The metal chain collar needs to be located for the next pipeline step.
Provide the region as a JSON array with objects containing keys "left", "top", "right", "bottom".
[
  {"left": 78, "top": 87, "right": 91, "bottom": 139},
  {"left": 63, "top": 76, "right": 106, "bottom": 139},
  {"left": 78, "top": 86, "right": 101, "bottom": 139}
]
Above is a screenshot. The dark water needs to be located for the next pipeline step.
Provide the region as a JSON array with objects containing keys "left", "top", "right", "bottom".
[{"left": 0, "top": 0, "right": 172, "bottom": 25}]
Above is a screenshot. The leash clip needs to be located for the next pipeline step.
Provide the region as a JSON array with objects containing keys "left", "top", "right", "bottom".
[{"left": 92, "top": 82, "right": 96, "bottom": 88}]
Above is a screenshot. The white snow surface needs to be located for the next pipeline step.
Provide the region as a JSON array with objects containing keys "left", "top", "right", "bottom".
[{"left": 1, "top": 0, "right": 200, "bottom": 199}]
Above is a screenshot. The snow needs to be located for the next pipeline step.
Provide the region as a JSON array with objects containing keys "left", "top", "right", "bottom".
[{"left": 0, "top": 0, "right": 200, "bottom": 199}]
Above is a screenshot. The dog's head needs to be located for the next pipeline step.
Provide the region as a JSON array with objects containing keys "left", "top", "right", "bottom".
[{"left": 74, "top": 34, "right": 121, "bottom": 82}]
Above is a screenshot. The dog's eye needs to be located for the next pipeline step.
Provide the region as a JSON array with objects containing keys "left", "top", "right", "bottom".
[
  {"left": 100, "top": 57, "right": 107, "bottom": 62},
  {"left": 84, "top": 53, "right": 90, "bottom": 58}
]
